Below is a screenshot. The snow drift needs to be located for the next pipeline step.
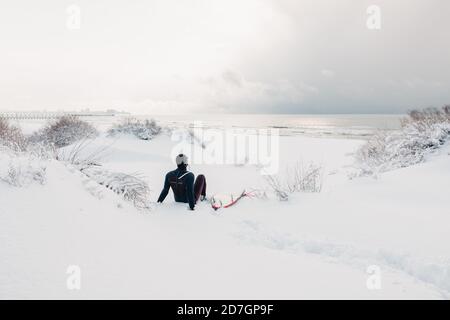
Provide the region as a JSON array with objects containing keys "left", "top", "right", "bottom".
[
  {"left": 356, "top": 106, "right": 450, "bottom": 175},
  {"left": 1, "top": 127, "right": 449, "bottom": 299}
]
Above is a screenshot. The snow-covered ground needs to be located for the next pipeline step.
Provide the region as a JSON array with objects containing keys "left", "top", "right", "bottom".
[{"left": 1, "top": 121, "right": 449, "bottom": 299}]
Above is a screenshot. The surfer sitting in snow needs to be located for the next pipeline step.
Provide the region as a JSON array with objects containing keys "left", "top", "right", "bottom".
[{"left": 157, "top": 154, "right": 206, "bottom": 210}]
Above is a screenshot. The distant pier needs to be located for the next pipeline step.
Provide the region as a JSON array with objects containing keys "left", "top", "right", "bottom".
[{"left": 0, "top": 111, "right": 122, "bottom": 120}]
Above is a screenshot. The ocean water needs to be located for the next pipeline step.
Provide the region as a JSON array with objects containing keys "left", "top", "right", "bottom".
[
  {"left": 141, "top": 114, "right": 403, "bottom": 139},
  {"left": 14, "top": 114, "right": 403, "bottom": 139}
]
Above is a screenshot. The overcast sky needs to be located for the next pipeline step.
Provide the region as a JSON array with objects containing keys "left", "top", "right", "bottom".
[{"left": 1, "top": 0, "right": 449, "bottom": 114}]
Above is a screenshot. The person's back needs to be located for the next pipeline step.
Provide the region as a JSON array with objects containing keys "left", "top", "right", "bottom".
[
  {"left": 157, "top": 154, "right": 206, "bottom": 210},
  {"left": 158, "top": 167, "right": 195, "bottom": 208}
]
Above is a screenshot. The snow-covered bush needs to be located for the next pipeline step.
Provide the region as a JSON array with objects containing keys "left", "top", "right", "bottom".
[
  {"left": 0, "top": 147, "right": 46, "bottom": 187},
  {"left": 265, "top": 175, "right": 289, "bottom": 201},
  {"left": 108, "top": 118, "right": 161, "bottom": 140},
  {"left": 81, "top": 167, "right": 150, "bottom": 209},
  {"left": 0, "top": 117, "right": 27, "bottom": 151},
  {"left": 356, "top": 106, "right": 450, "bottom": 175},
  {"left": 56, "top": 138, "right": 110, "bottom": 169},
  {"left": 54, "top": 140, "right": 149, "bottom": 209},
  {"left": 27, "top": 141, "right": 57, "bottom": 160},
  {"left": 265, "top": 162, "right": 323, "bottom": 201},
  {"left": 188, "top": 129, "right": 206, "bottom": 149},
  {"left": 285, "top": 162, "right": 324, "bottom": 193},
  {"left": 30, "top": 116, "right": 98, "bottom": 148}
]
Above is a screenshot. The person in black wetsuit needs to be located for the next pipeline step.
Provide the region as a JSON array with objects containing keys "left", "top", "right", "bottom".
[{"left": 157, "top": 154, "right": 206, "bottom": 210}]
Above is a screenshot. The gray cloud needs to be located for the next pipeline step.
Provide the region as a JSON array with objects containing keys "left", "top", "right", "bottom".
[{"left": 0, "top": 0, "right": 449, "bottom": 114}]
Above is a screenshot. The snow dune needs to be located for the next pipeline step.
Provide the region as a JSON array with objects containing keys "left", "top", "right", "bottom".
[{"left": 1, "top": 132, "right": 449, "bottom": 299}]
